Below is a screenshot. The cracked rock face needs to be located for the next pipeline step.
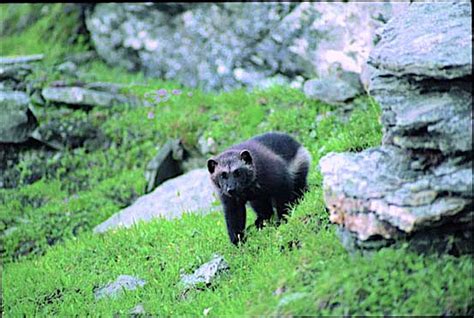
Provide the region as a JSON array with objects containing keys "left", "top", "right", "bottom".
[
  {"left": 320, "top": 2, "right": 472, "bottom": 254},
  {"left": 86, "top": 3, "right": 406, "bottom": 91}
]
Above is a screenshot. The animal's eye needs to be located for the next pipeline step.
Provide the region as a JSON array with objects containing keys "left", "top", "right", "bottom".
[
  {"left": 233, "top": 170, "right": 240, "bottom": 177},
  {"left": 221, "top": 172, "right": 228, "bottom": 179}
]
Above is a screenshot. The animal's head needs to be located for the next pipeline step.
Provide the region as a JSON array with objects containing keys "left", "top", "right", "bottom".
[{"left": 207, "top": 149, "right": 256, "bottom": 197}]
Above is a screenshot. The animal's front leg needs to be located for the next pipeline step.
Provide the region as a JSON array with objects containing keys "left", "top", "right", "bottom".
[
  {"left": 249, "top": 198, "right": 273, "bottom": 229},
  {"left": 222, "top": 196, "right": 247, "bottom": 245}
]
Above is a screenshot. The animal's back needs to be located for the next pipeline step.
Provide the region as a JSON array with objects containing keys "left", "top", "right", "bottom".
[{"left": 236, "top": 132, "right": 302, "bottom": 163}]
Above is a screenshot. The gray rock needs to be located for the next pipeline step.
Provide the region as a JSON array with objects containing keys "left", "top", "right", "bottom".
[
  {"left": 0, "top": 64, "right": 32, "bottom": 82},
  {"left": 41, "top": 86, "right": 144, "bottom": 108},
  {"left": 277, "top": 292, "right": 308, "bottom": 309},
  {"left": 368, "top": 2, "right": 472, "bottom": 79},
  {"left": 144, "top": 139, "right": 187, "bottom": 193},
  {"left": 129, "top": 303, "right": 146, "bottom": 315},
  {"left": 197, "top": 135, "right": 217, "bottom": 156},
  {"left": 94, "top": 169, "right": 219, "bottom": 233},
  {"left": 321, "top": 146, "right": 472, "bottom": 254},
  {"left": 180, "top": 254, "right": 229, "bottom": 289},
  {"left": 320, "top": 146, "right": 472, "bottom": 233},
  {"left": 56, "top": 61, "right": 78, "bottom": 75},
  {"left": 0, "top": 54, "right": 44, "bottom": 65},
  {"left": 64, "top": 51, "right": 98, "bottom": 64},
  {"left": 30, "top": 117, "right": 106, "bottom": 151},
  {"left": 367, "top": 3, "right": 472, "bottom": 154},
  {"left": 83, "top": 82, "right": 125, "bottom": 94},
  {"left": 0, "top": 90, "right": 37, "bottom": 143},
  {"left": 253, "top": 75, "right": 291, "bottom": 91},
  {"left": 0, "top": 61, "right": 35, "bottom": 91},
  {"left": 321, "top": 2, "right": 473, "bottom": 254},
  {"left": 2, "top": 226, "right": 18, "bottom": 237},
  {"left": 85, "top": 3, "right": 407, "bottom": 91},
  {"left": 303, "top": 71, "right": 363, "bottom": 105},
  {"left": 94, "top": 275, "right": 146, "bottom": 300}
]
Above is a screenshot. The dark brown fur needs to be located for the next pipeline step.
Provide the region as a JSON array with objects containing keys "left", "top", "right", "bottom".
[{"left": 207, "top": 132, "right": 311, "bottom": 245}]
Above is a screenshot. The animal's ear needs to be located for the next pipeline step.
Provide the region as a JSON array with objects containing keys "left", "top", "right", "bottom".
[
  {"left": 207, "top": 159, "right": 218, "bottom": 174},
  {"left": 240, "top": 150, "right": 253, "bottom": 165}
]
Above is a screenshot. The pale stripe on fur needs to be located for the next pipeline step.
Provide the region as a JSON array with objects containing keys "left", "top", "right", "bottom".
[{"left": 288, "top": 146, "right": 311, "bottom": 179}]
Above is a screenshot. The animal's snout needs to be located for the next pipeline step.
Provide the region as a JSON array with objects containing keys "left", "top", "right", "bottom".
[{"left": 227, "top": 187, "right": 236, "bottom": 196}]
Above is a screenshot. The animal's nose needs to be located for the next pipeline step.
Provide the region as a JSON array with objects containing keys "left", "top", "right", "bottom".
[{"left": 227, "top": 188, "right": 236, "bottom": 195}]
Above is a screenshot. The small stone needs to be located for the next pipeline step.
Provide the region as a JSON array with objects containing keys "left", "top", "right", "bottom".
[
  {"left": 56, "top": 61, "right": 78, "bottom": 74},
  {"left": 129, "top": 303, "right": 146, "bottom": 315},
  {"left": 277, "top": 292, "right": 308, "bottom": 309},
  {"left": 273, "top": 286, "right": 287, "bottom": 296},
  {"left": 180, "top": 254, "right": 230, "bottom": 289},
  {"left": 198, "top": 135, "right": 217, "bottom": 155},
  {"left": 94, "top": 275, "right": 146, "bottom": 300}
]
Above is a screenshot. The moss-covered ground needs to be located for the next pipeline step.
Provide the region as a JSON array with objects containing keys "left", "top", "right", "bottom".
[{"left": 1, "top": 4, "right": 472, "bottom": 316}]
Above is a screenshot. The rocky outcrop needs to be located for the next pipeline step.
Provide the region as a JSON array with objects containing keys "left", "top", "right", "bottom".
[
  {"left": 0, "top": 55, "right": 43, "bottom": 143},
  {"left": 0, "top": 53, "right": 137, "bottom": 188},
  {"left": 85, "top": 3, "right": 408, "bottom": 91},
  {"left": 320, "top": 2, "right": 472, "bottom": 254},
  {"left": 94, "top": 169, "right": 219, "bottom": 234}
]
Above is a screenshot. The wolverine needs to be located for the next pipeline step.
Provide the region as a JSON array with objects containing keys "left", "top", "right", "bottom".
[{"left": 207, "top": 132, "right": 311, "bottom": 245}]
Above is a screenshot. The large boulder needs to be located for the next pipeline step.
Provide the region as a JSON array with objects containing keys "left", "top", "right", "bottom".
[
  {"left": 86, "top": 3, "right": 408, "bottom": 91},
  {"left": 320, "top": 2, "right": 472, "bottom": 254},
  {"left": 94, "top": 169, "right": 219, "bottom": 233}
]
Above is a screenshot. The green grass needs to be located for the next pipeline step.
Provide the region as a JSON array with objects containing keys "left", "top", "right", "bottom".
[
  {"left": 1, "top": 4, "right": 472, "bottom": 316},
  {"left": 0, "top": 4, "right": 89, "bottom": 61},
  {"left": 3, "top": 197, "right": 472, "bottom": 316}
]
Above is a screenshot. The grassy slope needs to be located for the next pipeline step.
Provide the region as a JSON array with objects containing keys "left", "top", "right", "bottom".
[{"left": 1, "top": 4, "right": 473, "bottom": 316}]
